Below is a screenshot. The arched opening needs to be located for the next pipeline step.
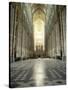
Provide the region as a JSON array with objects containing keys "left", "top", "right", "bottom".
[{"left": 33, "top": 9, "right": 45, "bottom": 57}]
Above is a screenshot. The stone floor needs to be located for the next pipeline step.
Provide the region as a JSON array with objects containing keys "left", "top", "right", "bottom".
[{"left": 9, "top": 58, "right": 66, "bottom": 88}]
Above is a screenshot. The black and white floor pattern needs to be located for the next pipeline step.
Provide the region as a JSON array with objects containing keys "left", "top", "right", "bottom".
[{"left": 10, "top": 58, "right": 66, "bottom": 88}]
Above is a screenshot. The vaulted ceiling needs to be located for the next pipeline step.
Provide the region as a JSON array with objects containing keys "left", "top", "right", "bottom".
[{"left": 31, "top": 4, "right": 47, "bottom": 22}]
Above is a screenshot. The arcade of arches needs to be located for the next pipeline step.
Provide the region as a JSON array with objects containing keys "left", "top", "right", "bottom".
[{"left": 9, "top": 3, "right": 66, "bottom": 62}]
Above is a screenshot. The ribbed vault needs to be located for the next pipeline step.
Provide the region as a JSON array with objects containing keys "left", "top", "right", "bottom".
[{"left": 32, "top": 4, "right": 46, "bottom": 52}]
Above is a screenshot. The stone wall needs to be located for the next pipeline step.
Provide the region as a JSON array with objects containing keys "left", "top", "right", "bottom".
[
  {"left": 45, "top": 5, "right": 66, "bottom": 60},
  {"left": 9, "top": 3, "right": 34, "bottom": 62}
]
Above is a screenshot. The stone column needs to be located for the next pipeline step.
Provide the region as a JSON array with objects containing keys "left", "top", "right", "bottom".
[
  {"left": 50, "top": 31, "right": 52, "bottom": 58},
  {"left": 9, "top": 3, "right": 15, "bottom": 62},
  {"left": 11, "top": 4, "right": 16, "bottom": 62},
  {"left": 49, "top": 35, "right": 51, "bottom": 57},
  {"left": 16, "top": 9, "right": 22, "bottom": 60},
  {"left": 55, "top": 21, "right": 61, "bottom": 58},
  {"left": 61, "top": 8, "right": 66, "bottom": 60},
  {"left": 51, "top": 29, "right": 54, "bottom": 58},
  {"left": 53, "top": 27, "right": 56, "bottom": 58}
]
